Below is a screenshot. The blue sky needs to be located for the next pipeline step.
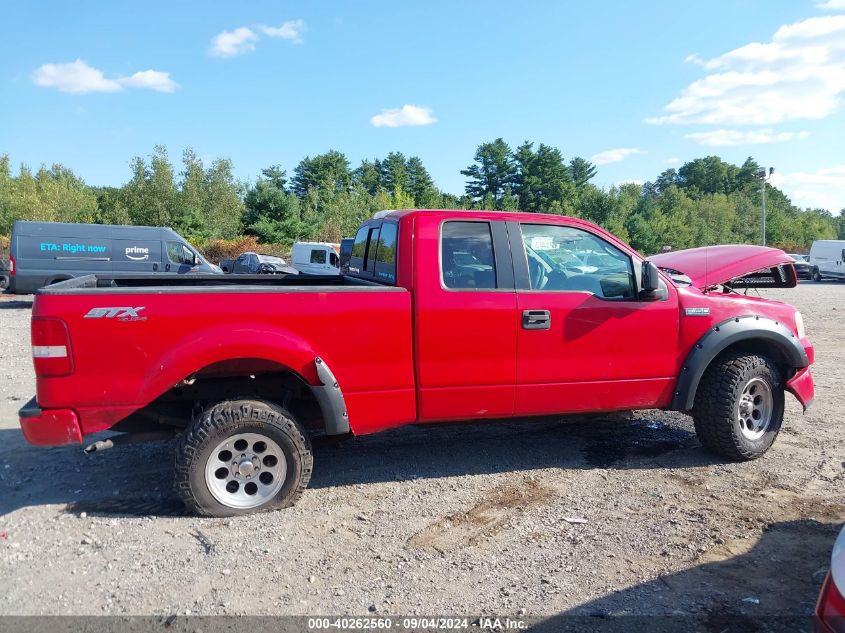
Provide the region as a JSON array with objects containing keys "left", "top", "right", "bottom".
[{"left": 2, "top": 0, "right": 844, "bottom": 210}]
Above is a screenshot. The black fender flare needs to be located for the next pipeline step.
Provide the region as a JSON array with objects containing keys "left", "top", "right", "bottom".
[
  {"left": 671, "top": 315, "right": 808, "bottom": 411},
  {"left": 310, "top": 356, "right": 350, "bottom": 435}
]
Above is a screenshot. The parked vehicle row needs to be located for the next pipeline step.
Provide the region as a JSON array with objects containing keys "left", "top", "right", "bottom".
[
  {"left": 220, "top": 242, "right": 340, "bottom": 276},
  {"left": 19, "top": 209, "right": 814, "bottom": 518}
]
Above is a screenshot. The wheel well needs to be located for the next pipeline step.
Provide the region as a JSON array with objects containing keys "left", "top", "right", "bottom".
[
  {"left": 46, "top": 275, "right": 72, "bottom": 285},
  {"left": 111, "top": 358, "right": 325, "bottom": 436},
  {"left": 672, "top": 316, "right": 807, "bottom": 412},
  {"left": 713, "top": 340, "right": 793, "bottom": 377}
]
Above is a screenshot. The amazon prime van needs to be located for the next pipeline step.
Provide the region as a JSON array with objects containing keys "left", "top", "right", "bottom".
[{"left": 7, "top": 221, "right": 220, "bottom": 294}]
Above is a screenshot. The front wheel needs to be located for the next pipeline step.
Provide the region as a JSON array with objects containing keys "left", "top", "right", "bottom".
[
  {"left": 692, "top": 353, "right": 784, "bottom": 461},
  {"left": 813, "top": 267, "right": 822, "bottom": 282},
  {"left": 175, "top": 399, "right": 313, "bottom": 516}
]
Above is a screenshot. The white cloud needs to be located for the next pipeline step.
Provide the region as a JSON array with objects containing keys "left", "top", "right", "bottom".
[
  {"left": 259, "top": 20, "right": 306, "bottom": 43},
  {"left": 647, "top": 15, "right": 845, "bottom": 126},
  {"left": 370, "top": 104, "right": 437, "bottom": 128},
  {"left": 665, "top": 157, "right": 681, "bottom": 165},
  {"left": 817, "top": 0, "right": 845, "bottom": 10},
  {"left": 590, "top": 147, "right": 645, "bottom": 165},
  {"left": 209, "top": 27, "right": 259, "bottom": 57},
  {"left": 32, "top": 60, "right": 122, "bottom": 93},
  {"left": 32, "top": 59, "right": 178, "bottom": 94},
  {"left": 684, "top": 128, "right": 810, "bottom": 146},
  {"left": 119, "top": 70, "right": 178, "bottom": 93},
  {"left": 771, "top": 165, "right": 845, "bottom": 210}
]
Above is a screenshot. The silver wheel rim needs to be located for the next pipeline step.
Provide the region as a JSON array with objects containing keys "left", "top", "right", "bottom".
[
  {"left": 737, "top": 377, "right": 773, "bottom": 441},
  {"left": 204, "top": 433, "right": 287, "bottom": 509}
]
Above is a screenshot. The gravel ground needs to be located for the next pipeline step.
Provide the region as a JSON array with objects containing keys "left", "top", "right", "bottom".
[{"left": 0, "top": 283, "right": 843, "bottom": 623}]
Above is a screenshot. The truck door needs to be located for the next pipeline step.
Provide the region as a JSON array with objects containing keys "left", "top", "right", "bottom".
[
  {"left": 510, "top": 221, "right": 679, "bottom": 415},
  {"left": 414, "top": 218, "right": 518, "bottom": 421}
]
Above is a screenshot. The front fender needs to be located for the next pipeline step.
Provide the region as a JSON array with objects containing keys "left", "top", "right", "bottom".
[{"left": 671, "top": 315, "right": 808, "bottom": 411}]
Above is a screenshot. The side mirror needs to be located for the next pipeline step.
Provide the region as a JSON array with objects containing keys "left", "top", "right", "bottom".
[{"left": 640, "top": 261, "right": 661, "bottom": 300}]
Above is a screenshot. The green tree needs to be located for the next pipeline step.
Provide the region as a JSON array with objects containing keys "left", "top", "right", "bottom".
[
  {"left": 244, "top": 166, "right": 303, "bottom": 244},
  {"left": 513, "top": 142, "right": 576, "bottom": 213},
  {"left": 568, "top": 157, "right": 597, "bottom": 188},
  {"left": 292, "top": 150, "right": 352, "bottom": 197},
  {"left": 461, "top": 138, "right": 517, "bottom": 204},
  {"left": 203, "top": 158, "right": 243, "bottom": 239},
  {"left": 406, "top": 156, "right": 437, "bottom": 206}
]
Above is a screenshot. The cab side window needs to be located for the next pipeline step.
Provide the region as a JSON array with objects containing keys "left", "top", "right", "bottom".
[
  {"left": 519, "top": 224, "right": 634, "bottom": 299},
  {"left": 167, "top": 241, "right": 195, "bottom": 265},
  {"left": 441, "top": 221, "right": 497, "bottom": 289}
]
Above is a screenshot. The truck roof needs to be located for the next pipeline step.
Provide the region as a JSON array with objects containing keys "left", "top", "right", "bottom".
[{"left": 374, "top": 209, "right": 585, "bottom": 224}]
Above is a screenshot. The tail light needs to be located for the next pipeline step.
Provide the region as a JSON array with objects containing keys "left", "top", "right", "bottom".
[
  {"left": 9, "top": 255, "right": 15, "bottom": 276},
  {"left": 817, "top": 572, "right": 845, "bottom": 633},
  {"left": 31, "top": 317, "right": 73, "bottom": 377}
]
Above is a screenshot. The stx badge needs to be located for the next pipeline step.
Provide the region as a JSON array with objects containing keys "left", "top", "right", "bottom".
[{"left": 84, "top": 307, "right": 146, "bottom": 321}]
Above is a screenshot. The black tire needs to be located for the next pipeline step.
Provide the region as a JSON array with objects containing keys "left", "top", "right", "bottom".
[
  {"left": 175, "top": 399, "right": 313, "bottom": 517},
  {"left": 692, "top": 352, "right": 784, "bottom": 461},
  {"left": 813, "top": 267, "right": 822, "bottom": 282}
]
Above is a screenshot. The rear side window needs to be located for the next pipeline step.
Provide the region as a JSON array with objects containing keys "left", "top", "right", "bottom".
[
  {"left": 441, "top": 222, "right": 496, "bottom": 289},
  {"left": 373, "top": 222, "right": 398, "bottom": 283},
  {"left": 349, "top": 226, "right": 369, "bottom": 273},
  {"left": 310, "top": 249, "right": 327, "bottom": 264},
  {"left": 365, "top": 227, "right": 380, "bottom": 272},
  {"left": 346, "top": 221, "right": 398, "bottom": 284}
]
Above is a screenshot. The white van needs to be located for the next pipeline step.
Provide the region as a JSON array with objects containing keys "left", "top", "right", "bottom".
[
  {"left": 809, "top": 240, "right": 845, "bottom": 281},
  {"left": 291, "top": 242, "right": 340, "bottom": 275}
]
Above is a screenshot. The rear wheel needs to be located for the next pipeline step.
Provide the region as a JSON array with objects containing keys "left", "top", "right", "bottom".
[
  {"left": 175, "top": 399, "right": 312, "bottom": 516},
  {"left": 692, "top": 353, "right": 784, "bottom": 461}
]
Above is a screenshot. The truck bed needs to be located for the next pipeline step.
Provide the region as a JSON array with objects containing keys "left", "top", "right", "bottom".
[
  {"left": 39, "top": 273, "right": 384, "bottom": 293},
  {"left": 31, "top": 274, "right": 416, "bottom": 439}
]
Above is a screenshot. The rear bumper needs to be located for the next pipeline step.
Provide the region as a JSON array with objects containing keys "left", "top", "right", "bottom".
[
  {"left": 18, "top": 397, "right": 83, "bottom": 446},
  {"left": 786, "top": 366, "right": 815, "bottom": 412}
]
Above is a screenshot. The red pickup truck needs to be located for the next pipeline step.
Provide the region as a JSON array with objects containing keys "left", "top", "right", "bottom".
[{"left": 19, "top": 210, "right": 815, "bottom": 516}]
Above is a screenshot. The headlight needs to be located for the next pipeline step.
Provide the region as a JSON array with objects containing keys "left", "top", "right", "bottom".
[{"left": 794, "top": 311, "right": 805, "bottom": 338}]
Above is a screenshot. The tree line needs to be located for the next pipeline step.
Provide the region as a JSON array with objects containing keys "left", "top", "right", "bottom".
[{"left": 1, "top": 141, "right": 842, "bottom": 256}]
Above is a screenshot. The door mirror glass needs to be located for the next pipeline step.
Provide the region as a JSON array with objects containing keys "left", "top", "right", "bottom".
[{"left": 641, "top": 261, "right": 660, "bottom": 293}]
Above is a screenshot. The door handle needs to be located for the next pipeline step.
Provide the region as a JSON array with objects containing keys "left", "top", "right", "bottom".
[{"left": 522, "top": 309, "right": 551, "bottom": 330}]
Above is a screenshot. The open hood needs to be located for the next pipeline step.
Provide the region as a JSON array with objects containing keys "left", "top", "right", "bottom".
[{"left": 649, "top": 245, "right": 796, "bottom": 289}]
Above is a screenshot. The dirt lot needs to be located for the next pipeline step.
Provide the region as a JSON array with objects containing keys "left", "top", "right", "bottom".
[{"left": 0, "top": 283, "right": 843, "bottom": 624}]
